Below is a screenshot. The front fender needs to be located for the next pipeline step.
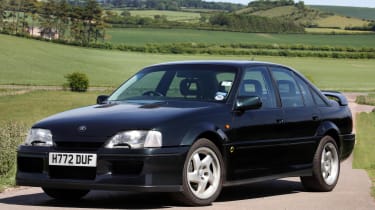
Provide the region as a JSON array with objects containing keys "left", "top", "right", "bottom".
[{"left": 180, "top": 123, "right": 228, "bottom": 146}]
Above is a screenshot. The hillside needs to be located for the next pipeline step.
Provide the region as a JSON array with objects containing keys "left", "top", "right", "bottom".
[
  {"left": 1, "top": 34, "right": 375, "bottom": 91},
  {"left": 311, "top": 5, "right": 375, "bottom": 21},
  {"left": 235, "top": 2, "right": 372, "bottom": 29}
]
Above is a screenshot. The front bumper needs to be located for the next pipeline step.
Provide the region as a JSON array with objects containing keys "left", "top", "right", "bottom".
[{"left": 16, "top": 146, "right": 189, "bottom": 192}]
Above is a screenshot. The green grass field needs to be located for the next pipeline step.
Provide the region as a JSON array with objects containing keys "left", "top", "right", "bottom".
[
  {"left": 128, "top": 10, "right": 201, "bottom": 22},
  {"left": 317, "top": 15, "right": 370, "bottom": 29},
  {"left": 1, "top": 34, "right": 375, "bottom": 91},
  {"left": 106, "top": 28, "right": 375, "bottom": 48},
  {"left": 0, "top": 91, "right": 108, "bottom": 124},
  {"left": 311, "top": 5, "right": 375, "bottom": 21},
  {"left": 353, "top": 111, "right": 375, "bottom": 197}
]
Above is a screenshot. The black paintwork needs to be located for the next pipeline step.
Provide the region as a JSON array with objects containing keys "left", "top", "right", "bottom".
[{"left": 16, "top": 61, "right": 355, "bottom": 191}]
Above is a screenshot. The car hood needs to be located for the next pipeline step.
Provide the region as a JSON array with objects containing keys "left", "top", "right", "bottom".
[{"left": 33, "top": 101, "right": 217, "bottom": 141}]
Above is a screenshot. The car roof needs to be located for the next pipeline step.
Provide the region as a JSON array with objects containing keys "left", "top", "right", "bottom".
[{"left": 148, "top": 60, "right": 286, "bottom": 68}]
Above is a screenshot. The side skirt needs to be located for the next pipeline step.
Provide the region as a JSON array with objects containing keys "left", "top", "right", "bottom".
[{"left": 223, "top": 169, "right": 312, "bottom": 187}]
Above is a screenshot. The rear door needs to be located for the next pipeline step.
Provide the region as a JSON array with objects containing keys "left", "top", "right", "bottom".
[{"left": 269, "top": 66, "right": 321, "bottom": 168}]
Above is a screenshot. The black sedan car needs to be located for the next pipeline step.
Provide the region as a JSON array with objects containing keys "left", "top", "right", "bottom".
[{"left": 17, "top": 61, "right": 355, "bottom": 206}]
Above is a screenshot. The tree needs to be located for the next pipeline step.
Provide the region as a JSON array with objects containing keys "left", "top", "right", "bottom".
[
  {"left": 8, "top": 0, "right": 20, "bottom": 34},
  {"left": 20, "top": 0, "right": 38, "bottom": 35},
  {"left": 82, "top": 0, "right": 104, "bottom": 44},
  {"left": 70, "top": 4, "right": 84, "bottom": 43},
  {"left": 296, "top": 1, "right": 305, "bottom": 10},
  {"left": 0, "top": 0, "right": 7, "bottom": 31},
  {"left": 39, "top": 0, "right": 58, "bottom": 39},
  {"left": 55, "top": 0, "right": 70, "bottom": 39},
  {"left": 209, "top": 12, "right": 232, "bottom": 26},
  {"left": 120, "top": 10, "right": 131, "bottom": 17}
]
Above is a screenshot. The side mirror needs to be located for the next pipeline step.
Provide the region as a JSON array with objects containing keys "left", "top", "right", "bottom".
[
  {"left": 97, "top": 95, "right": 109, "bottom": 104},
  {"left": 235, "top": 96, "right": 262, "bottom": 111}
]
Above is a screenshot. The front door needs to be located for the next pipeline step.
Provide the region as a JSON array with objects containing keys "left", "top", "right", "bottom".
[{"left": 228, "top": 66, "right": 284, "bottom": 180}]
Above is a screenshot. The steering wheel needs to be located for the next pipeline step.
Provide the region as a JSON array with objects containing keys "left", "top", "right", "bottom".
[{"left": 142, "top": 91, "right": 164, "bottom": 97}]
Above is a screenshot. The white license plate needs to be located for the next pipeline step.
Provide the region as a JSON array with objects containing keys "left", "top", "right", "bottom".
[{"left": 48, "top": 152, "right": 97, "bottom": 167}]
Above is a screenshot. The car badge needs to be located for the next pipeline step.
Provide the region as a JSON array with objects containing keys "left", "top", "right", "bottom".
[{"left": 78, "top": 125, "right": 87, "bottom": 132}]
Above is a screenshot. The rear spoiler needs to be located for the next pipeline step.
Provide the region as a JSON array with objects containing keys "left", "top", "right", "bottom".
[{"left": 322, "top": 91, "right": 348, "bottom": 106}]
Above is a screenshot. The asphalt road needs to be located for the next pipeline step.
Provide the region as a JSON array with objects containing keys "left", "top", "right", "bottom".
[{"left": 0, "top": 93, "right": 374, "bottom": 210}]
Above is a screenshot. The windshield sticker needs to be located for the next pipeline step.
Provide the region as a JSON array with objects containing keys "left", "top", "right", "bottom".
[
  {"left": 221, "top": 81, "right": 233, "bottom": 87},
  {"left": 215, "top": 95, "right": 225, "bottom": 101},
  {"left": 215, "top": 92, "right": 227, "bottom": 101}
]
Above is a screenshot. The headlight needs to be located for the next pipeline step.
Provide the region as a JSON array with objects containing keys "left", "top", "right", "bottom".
[
  {"left": 105, "top": 130, "right": 162, "bottom": 149},
  {"left": 25, "top": 128, "right": 53, "bottom": 146}
]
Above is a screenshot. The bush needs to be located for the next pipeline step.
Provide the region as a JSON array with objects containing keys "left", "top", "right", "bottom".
[
  {"left": 356, "top": 94, "right": 375, "bottom": 106},
  {"left": 0, "top": 121, "right": 27, "bottom": 176},
  {"left": 64, "top": 72, "right": 89, "bottom": 92}
]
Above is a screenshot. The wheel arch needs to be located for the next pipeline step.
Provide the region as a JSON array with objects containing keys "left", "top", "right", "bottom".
[
  {"left": 180, "top": 123, "right": 228, "bottom": 156},
  {"left": 316, "top": 121, "right": 342, "bottom": 154},
  {"left": 196, "top": 131, "right": 226, "bottom": 155}
]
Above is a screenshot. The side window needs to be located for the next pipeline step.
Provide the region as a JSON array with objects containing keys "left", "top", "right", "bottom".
[
  {"left": 240, "top": 66, "right": 277, "bottom": 108},
  {"left": 270, "top": 67, "right": 304, "bottom": 108},
  {"left": 295, "top": 76, "right": 315, "bottom": 107},
  {"left": 166, "top": 71, "right": 236, "bottom": 100}
]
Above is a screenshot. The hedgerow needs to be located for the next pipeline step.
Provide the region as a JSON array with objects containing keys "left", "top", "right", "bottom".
[
  {"left": 0, "top": 121, "right": 27, "bottom": 176},
  {"left": 111, "top": 43, "right": 375, "bottom": 59}
]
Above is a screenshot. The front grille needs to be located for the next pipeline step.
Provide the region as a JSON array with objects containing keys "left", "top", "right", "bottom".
[
  {"left": 54, "top": 142, "right": 104, "bottom": 151},
  {"left": 49, "top": 166, "right": 96, "bottom": 180},
  {"left": 18, "top": 157, "right": 44, "bottom": 173}
]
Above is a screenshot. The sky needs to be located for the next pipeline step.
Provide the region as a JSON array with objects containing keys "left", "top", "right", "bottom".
[{"left": 205, "top": 0, "right": 375, "bottom": 8}]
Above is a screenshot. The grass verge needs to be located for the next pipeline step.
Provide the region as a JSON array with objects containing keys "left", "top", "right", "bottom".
[
  {"left": 0, "top": 162, "right": 19, "bottom": 192},
  {"left": 0, "top": 121, "right": 28, "bottom": 192},
  {"left": 353, "top": 111, "right": 375, "bottom": 198}
]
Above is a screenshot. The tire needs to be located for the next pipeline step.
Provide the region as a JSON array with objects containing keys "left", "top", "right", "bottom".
[
  {"left": 300, "top": 136, "right": 340, "bottom": 192},
  {"left": 176, "top": 138, "right": 224, "bottom": 206},
  {"left": 42, "top": 188, "right": 90, "bottom": 200}
]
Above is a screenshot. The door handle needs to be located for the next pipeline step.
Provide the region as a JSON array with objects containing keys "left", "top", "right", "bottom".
[{"left": 276, "top": 119, "right": 284, "bottom": 124}]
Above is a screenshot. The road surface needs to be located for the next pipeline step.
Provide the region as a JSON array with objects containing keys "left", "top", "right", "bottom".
[{"left": 0, "top": 93, "right": 374, "bottom": 210}]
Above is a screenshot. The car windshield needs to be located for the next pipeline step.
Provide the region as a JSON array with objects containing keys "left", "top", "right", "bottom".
[{"left": 108, "top": 64, "right": 237, "bottom": 103}]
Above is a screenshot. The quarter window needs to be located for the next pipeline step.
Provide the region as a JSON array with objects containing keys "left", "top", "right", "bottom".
[
  {"left": 311, "top": 89, "right": 328, "bottom": 106},
  {"left": 295, "top": 76, "right": 315, "bottom": 107}
]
